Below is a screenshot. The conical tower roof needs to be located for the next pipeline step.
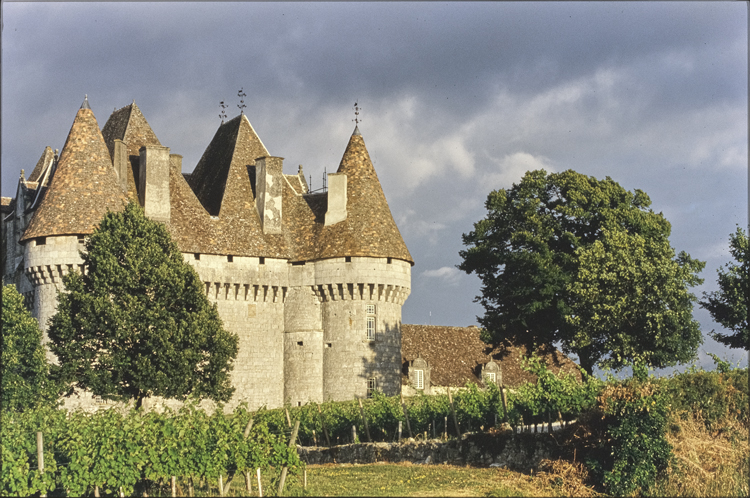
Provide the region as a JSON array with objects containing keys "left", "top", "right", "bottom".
[
  {"left": 316, "top": 127, "right": 412, "bottom": 263},
  {"left": 21, "top": 98, "right": 127, "bottom": 242},
  {"left": 101, "top": 101, "right": 162, "bottom": 201}
]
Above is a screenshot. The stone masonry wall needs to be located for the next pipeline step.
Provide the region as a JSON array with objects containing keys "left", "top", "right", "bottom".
[
  {"left": 298, "top": 431, "right": 560, "bottom": 471},
  {"left": 188, "top": 254, "right": 288, "bottom": 410},
  {"left": 316, "top": 257, "right": 410, "bottom": 401}
]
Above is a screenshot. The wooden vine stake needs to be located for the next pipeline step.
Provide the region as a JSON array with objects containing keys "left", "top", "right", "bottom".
[
  {"left": 401, "top": 402, "right": 413, "bottom": 438},
  {"left": 447, "top": 387, "right": 461, "bottom": 438},
  {"left": 218, "top": 474, "right": 224, "bottom": 497},
  {"left": 36, "top": 432, "right": 45, "bottom": 498},
  {"left": 316, "top": 403, "right": 331, "bottom": 447},
  {"left": 171, "top": 476, "right": 176, "bottom": 497},
  {"left": 277, "top": 419, "right": 300, "bottom": 496},
  {"left": 358, "top": 398, "right": 372, "bottom": 442},
  {"left": 257, "top": 468, "right": 263, "bottom": 497}
]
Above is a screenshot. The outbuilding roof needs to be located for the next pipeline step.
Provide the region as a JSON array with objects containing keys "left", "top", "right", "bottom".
[{"left": 401, "top": 324, "right": 582, "bottom": 388}]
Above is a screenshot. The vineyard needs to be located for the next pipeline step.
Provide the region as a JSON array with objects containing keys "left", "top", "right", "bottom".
[{"left": 2, "top": 359, "right": 747, "bottom": 497}]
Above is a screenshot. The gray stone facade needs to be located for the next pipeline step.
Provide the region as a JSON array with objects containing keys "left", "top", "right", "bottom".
[{"left": 1, "top": 98, "right": 413, "bottom": 412}]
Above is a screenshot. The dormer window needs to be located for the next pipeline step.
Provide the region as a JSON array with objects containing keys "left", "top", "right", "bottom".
[{"left": 414, "top": 369, "right": 424, "bottom": 390}]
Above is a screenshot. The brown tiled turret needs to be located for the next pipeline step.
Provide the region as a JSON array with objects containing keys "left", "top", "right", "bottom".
[
  {"left": 20, "top": 97, "right": 127, "bottom": 242},
  {"left": 101, "top": 101, "right": 162, "bottom": 201},
  {"left": 315, "top": 126, "right": 413, "bottom": 264}
]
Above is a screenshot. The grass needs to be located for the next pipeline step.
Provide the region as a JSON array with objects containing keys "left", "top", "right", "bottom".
[{"left": 283, "top": 461, "right": 597, "bottom": 497}]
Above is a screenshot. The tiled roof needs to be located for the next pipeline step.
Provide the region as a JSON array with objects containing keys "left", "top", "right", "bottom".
[
  {"left": 180, "top": 114, "right": 288, "bottom": 258},
  {"left": 101, "top": 102, "right": 162, "bottom": 202},
  {"left": 21, "top": 103, "right": 127, "bottom": 241},
  {"left": 188, "top": 114, "right": 269, "bottom": 217},
  {"left": 401, "top": 325, "right": 581, "bottom": 388},
  {"left": 27, "top": 147, "right": 55, "bottom": 186},
  {"left": 307, "top": 129, "right": 413, "bottom": 264}
]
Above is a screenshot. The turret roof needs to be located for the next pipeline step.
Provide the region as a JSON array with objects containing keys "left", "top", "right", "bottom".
[
  {"left": 101, "top": 101, "right": 162, "bottom": 201},
  {"left": 21, "top": 98, "right": 127, "bottom": 242},
  {"left": 314, "top": 127, "right": 413, "bottom": 263}
]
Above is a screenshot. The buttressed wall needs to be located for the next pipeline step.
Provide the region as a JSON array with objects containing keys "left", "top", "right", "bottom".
[{"left": 2, "top": 98, "right": 413, "bottom": 411}]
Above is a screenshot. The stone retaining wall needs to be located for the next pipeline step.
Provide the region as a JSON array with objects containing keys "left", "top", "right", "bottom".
[{"left": 298, "top": 431, "right": 564, "bottom": 472}]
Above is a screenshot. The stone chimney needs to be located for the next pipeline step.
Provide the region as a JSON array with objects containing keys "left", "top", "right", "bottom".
[
  {"left": 255, "top": 156, "right": 284, "bottom": 234},
  {"left": 113, "top": 139, "right": 129, "bottom": 192},
  {"left": 325, "top": 172, "right": 347, "bottom": 226},
  {"left": 138, "top": 145, "right": 171, "bottom": 223}
]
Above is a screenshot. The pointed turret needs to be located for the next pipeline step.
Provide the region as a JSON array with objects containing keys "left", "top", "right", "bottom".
[
  {"left": 317, "top": 126, "right": 413, "bottom": 263},
  {"left": 101, "top": 101, "right": 162, "bottom": 200},
  {"left": 188, "top": 114, "right": 269, "bottom": 217},
  {"left": 20, "top": 97, "right": 127, "bottom": 242}
]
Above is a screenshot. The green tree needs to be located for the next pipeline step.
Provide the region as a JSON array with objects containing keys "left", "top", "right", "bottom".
[
  {"left": 700, "top": 226, "right": 749, "bottom": 350},
  {"left": 1, "top": 285, "right": 56, "bottom": 411},
  {"left": 459, "top": 169, "right": 704, "bottom": 375},
  {"left": 49, "top": 202, "right": 239, "bottom": 408}
]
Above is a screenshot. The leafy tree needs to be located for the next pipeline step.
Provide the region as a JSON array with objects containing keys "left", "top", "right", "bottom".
[
  {"left": 700, "top": 226, "right": 749, "bottom": 350},
  {"left": 1, "top": 285, "right": 56, "bottom": 411},
  {"left": 459, "top": 169, "right": 704, "bottom": 375},
  {"left": 49, "top": 202, "right": 239, "bottom": 408}
]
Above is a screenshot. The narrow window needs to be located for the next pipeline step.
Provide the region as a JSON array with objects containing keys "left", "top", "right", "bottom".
[
  {"left": 259, "top": 257, "right": 265, "bottom": 265},
  {"left": 486, "top": 372, "right": 497, "bottom": 384},
  {"left": 387, "top": 257, "right": 392, "bottom": 264},
  {"left": 227, "top": 255, "right": 234, "bottom": 263},
  {"left": 415, "top": 369, "right": 424, "bottom": 390},
  {"left": 194, "top": 253, "right": 200, "bottom": 260},
  {"left": 77, "top": 235, "right": 85, "bottom": 244},
  {"left": 367, "top": 378, "right": 377, "bottom": 398},
  {"left": 298, "top": 401, "right": 302, "bottom": 407},
  {"left": 345, "top": 256, "right": 352, "bottom": 263},
  {"left": 325, "top": 343, "right": 332, "bottom": 348},
  {"left": 297, "top": 341, "right": 304, "bottom": 346},
  {"left": 37, "top": 237, "right": 46, "bottom": 246},
  {"left": 366, "top": 304, "right": 376, "bottom": 340},
  {"left": 292, "top": 261, "right": 305, "bottom": 266}
]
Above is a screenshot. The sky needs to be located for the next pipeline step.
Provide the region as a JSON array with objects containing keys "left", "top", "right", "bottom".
[{"left": 2, "top": 2, "right": 747, "bottom": 373}]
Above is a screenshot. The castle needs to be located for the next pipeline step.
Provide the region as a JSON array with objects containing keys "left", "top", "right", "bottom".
[{"left": 2, "top": 96, "right": 413, "bottom": 410}]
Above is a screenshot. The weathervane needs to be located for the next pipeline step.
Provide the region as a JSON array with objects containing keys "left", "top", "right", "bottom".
[
  {"left": 219, "top": 101, "right": 228, "bottom": 123},
  {"left": 237, "top": 88, "right": 247, "bottom": 114},
  {"left": 353, "top": 101, "right": 362, "bottom": 125}
]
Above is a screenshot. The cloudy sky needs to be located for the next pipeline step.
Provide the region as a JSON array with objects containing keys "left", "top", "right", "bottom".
[{"left": 2, "top": 2, "right": 747, "bottom": 372}]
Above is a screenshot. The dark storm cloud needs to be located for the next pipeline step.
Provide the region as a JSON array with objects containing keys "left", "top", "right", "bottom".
[{"left": 2, "top": 2, "right": 747, "bottom": 371}]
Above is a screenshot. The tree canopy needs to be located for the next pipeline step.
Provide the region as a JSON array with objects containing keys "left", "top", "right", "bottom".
[
  {"left": 49, "top": 202, "right": 239, "bottom": 408},
  {"left": 2, "top": 285, "right": 56, "bottom": 411},
  {"left": 459, "top": 169, "right": 704, "bottom": 375},
  {"left": 700, "top": 226, "right": 748, "bottom": 350}
]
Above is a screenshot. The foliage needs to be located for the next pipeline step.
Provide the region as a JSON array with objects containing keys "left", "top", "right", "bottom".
[
  {"left": 1, "top": 285, "right": 57, "bottom": 412},
  {"left": 509, "top": 353, "right": 602, "bottom": 427},
  {"left": 459, "top": 169, "right": 704, "bottom": 375},
  {"left": 1, "top": 404, "right": 300, "bottom": 497},
  {"left": 700, "top": 226, "right": 749, "bottom": 350},
  {"left": 567, "top": 227, "right": 704, "bottom": 372},
  {"left": 48, "top": 202, "right": 239, "bottom": 408},
  {"left": 657, "top": 367, "right": 749, "bottom": 428},
  {"left": 590, "top": 380, "right": 672, "bottom": 497}
]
